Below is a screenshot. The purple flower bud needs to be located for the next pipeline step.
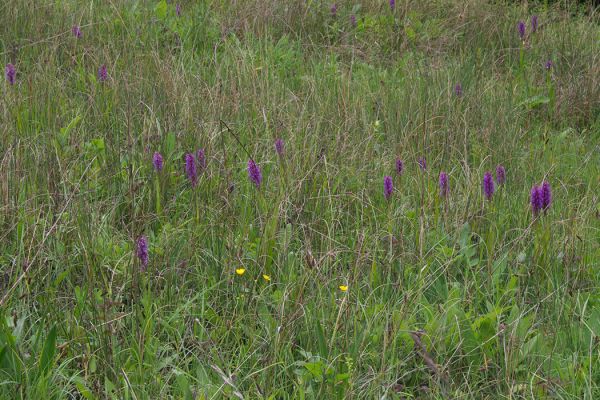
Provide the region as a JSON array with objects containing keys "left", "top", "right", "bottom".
[
  {"left": 98, "top": 64, "right": 108, "bottom": 82},
  {"left": 395, "top": 158, "right": 404, "bottom": 175},
  {"left": 176, "top": 4, "right": 181, "bottom": 17},
  {"left": 545, "top": 60, "right": 553, "bottom": 70},
  {"left": 274, "top": 138, "right": 284, "bottom": 156},
  {"left": 5, "top": 63, "right": 15, "bottom": 85},
  {"left": 531, "top": 15, "right": 538, "bottom": 33},
  {"left": 518, "top": 21, "right": 526, "bottom": 40},
  {"left": 483, "top": 171, "right": 495, "bottom": 200},
  {"left": 495, "top": 165, "right": 506, "bottom": 186},
  {"left": 384, "top": 175, "right": 393, "bottom": 200},
  {"left": 153, "top": 152, "right": 164, "bottom": 172},
  {"left": 185, "top": 153, "right": 197, "bottom": 187},
  {"left": 530, "top": 185, "right": 543, "bottom": 215},
  {"left": 247, "top": 159, "right": 262, "bottom": 188},
  {"left": 541, "top": 180, "right": 552, "bottom": 212},
  {"left": 454, "top": 83, "right": 462, "bottom": 97},
  {"left": 330, "top": 3, "right": 337, "bottom": 17},
  {"left": 72, "top": 25, "right": 82, "bottom": 38},
  {"left": 350, "top": 14, "right": 357, "bottom": 28},
  {"left": 439, "top": 172, "right": 449, "bottom": 197},
  {"left": 418, "top": 157, "right": 426, "bottom": 171},
  {"left": 136, "top": 236, "right": 149, "bottom": 270},
  {"left": 196, "top": 148, "right": 206, "bottom": 171},
  {"left": 389, "top": 0, "right": 396, "bottom": 11}
]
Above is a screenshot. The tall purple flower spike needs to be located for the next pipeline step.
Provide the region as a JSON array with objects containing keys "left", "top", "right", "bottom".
[
  {"left": 384, "top": 176, "right": 393, "bottom": 200},
  {"left": 454, "top": 83, "right": 462, "bottom": 97},
  {"left": 541, "top": 180, "right": 552, "bottom": 212},
  {"left": 274, "top": 138, "right": 284, "bottom": 156},
  {"left": 439, "top": 172, "right": 449, "bottom": 197},
  {"left": 530, "top": 185, "right": 543, "bottom": 215},
  {"left": 5, "top": 63, "right": 16, "bottom": 85},
  {"left": 247, "top": 159, "right": 262, "bottom": 188},
  {"left": 531, "top": 15, "right": 538, "bottom": 33},
  {"left": 185, "top": 153, "right": 197, "bottom": 186},
  {"left": 518, "top": 21, "right": 526, "bottom": 40},
  {"left": 98, "top": 64, "right": 108, "bottom": 82},
  {"left": 483, "top": 171, "right": 495, "bottom": 200},
  {"left": 395, "top": 159, "right": 403, "bottom": 175},
  {"left": 136, "top": 236, "right": 149, "bottom": 270},
  {"left": 153, "top": 152, "right": 164, "bottom": 172},
  {"left": 495, "top": 165, "right": 506, "bottom": 186},
  {"left": 350, "top": 14, "right": 357, "bottom": 28},
  {"left": 72, "top": 25, "right": 82, "bottom": 38},
  {"left": 196, "top": 148, "right": 207, "bottom": 171}
]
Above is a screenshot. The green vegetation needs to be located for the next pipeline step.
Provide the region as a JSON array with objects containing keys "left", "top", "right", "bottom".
[{"left": 0, "top": 0, "right": 599, "bottom": 398}]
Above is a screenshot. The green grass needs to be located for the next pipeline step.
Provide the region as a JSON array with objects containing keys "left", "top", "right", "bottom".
[{"left": 0, "top": 0, "right": 599, "bottom": 398}]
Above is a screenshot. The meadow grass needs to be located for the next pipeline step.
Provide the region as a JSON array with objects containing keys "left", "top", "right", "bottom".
[{"left": 0, "top": 0, "right": 599, "bottom": 398}]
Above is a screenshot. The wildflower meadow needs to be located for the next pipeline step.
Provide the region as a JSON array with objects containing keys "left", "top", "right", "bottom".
[{"left": 1, "top": 1, "right": 599, "bottom": 399}]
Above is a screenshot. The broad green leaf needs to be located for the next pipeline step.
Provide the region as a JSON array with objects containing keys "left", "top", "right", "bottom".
[
  {"left": 155, "top": 0, "right": 168, "bottom": 20},
  {"left": 72, "top": 376, "right": 97, "bottom": 400},
  {"left": 59, "top": 114, "right": 82, "bottom": 143},
  {"left": 314, "top": 317, "right": 328, "bottom": 358},
  {"left": 519, "top": 95, "right": 550, "bottom": 109},
  {"left": 38, "top": 325, "right": 57, "bottom": 378},
  {"left": 165, "top": 132, "right": 176, "bottom": 156}
]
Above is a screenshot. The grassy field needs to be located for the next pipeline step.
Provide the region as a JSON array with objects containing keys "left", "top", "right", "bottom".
[{"left": 1, "top": 0, "right": 599, "bottom": 398}]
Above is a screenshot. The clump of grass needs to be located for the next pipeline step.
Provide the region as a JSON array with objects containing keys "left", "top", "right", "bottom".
[{"left": 0, "top": 0, "right": 598, "bottom": 398}]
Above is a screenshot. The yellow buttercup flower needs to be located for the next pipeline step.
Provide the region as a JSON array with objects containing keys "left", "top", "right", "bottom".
[
  {"left": 339, "top": 285, "right": 348, "bottom": 292},
  {"left": 235, "top": 268, "right": 246, "bottom": 276},
  {"left": 262, "top": 274, "right": 271, "bottom": 282}
]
